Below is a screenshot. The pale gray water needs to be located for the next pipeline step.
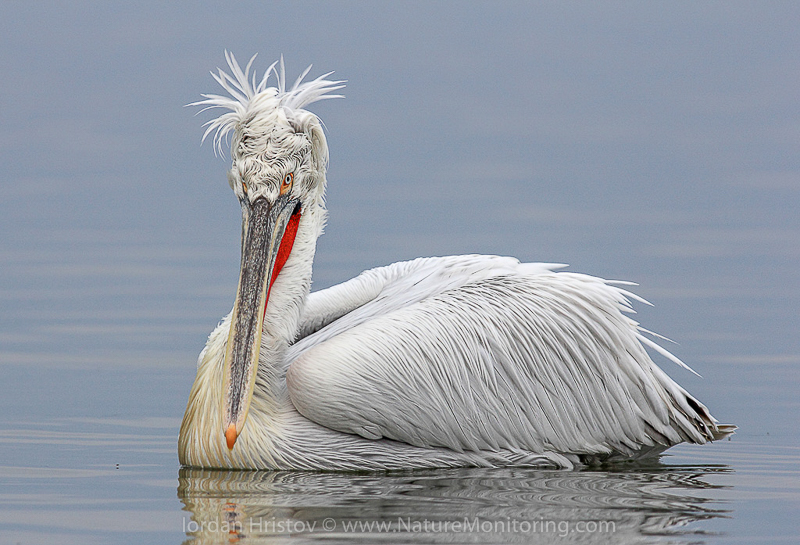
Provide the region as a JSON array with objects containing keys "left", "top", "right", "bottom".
[{"left": 2, "top": 2, "right": 799, "bottom": 543}]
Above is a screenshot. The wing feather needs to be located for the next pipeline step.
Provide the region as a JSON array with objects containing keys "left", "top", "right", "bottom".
[{"left": 286, "top": 257, "right": 726, "bottom": 462}]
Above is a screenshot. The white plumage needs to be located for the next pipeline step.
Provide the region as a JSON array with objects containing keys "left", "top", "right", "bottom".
[{"left": 178, "top": 54, "right": 733, "bottom": 471}]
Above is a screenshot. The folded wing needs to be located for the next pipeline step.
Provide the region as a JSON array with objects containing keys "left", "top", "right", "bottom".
[{"left": 287, "top": 258, "right": 727, "bottom": 461}]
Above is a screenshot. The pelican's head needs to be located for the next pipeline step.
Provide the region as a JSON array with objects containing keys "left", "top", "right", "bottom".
[{"left": 192, "top": 53, "right": 344, "bottom": 450}]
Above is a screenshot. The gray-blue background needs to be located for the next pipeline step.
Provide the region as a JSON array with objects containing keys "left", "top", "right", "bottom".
[{"left": 1, "top": 2, "right": 798, "bottom": 542}]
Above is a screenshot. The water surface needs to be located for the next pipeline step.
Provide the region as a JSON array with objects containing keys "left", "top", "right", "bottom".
[{"left": 2, "top": 410, "right": 798, "bottom": 543}]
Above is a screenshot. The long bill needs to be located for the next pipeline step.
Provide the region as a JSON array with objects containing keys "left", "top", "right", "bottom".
[{"left": 223, "top": 193, "right": 301, "bottom": 450}]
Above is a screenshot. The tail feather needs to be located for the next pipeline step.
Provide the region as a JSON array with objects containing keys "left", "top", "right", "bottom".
[{"left": 711, "top": 424, "right": 737, "bottom": 441}]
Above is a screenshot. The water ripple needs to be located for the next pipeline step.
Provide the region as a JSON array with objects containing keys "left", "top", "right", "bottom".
[{"left": 178, "top": 463, "right": 732, "bottom": 544}]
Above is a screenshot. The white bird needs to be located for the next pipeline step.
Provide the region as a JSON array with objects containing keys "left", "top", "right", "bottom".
[{"left": 178, "top": 53, "right": 734, "bottom": 471}]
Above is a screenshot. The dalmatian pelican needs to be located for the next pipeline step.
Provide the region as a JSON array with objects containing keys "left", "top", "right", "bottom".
[{"left": 178, "top": 53, "right": 734, "bottom": 470}]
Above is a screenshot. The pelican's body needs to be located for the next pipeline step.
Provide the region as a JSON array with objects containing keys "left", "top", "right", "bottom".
[{"left": 179, "top": 54, "right": 733, "bottom": 470}]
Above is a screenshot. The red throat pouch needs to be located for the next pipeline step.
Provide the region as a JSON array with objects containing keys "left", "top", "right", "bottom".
[{"left": 264, "top": 210, "right": 301, "bottom": 317}]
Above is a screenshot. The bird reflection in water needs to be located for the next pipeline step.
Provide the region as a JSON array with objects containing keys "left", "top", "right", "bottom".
[{"left": 177, "top": 461, "right": 731, "bottom": 544}]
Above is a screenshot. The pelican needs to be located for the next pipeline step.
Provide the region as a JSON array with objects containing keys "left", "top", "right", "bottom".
[{"left": 178, "top": 53, "right": 734, "bottom": 471}]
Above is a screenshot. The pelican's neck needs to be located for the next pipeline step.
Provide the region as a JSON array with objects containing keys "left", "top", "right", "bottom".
[{"left": 255, "top": 198, "right": 326, "bottom": 400}]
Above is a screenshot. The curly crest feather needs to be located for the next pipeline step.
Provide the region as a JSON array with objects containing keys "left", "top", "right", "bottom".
[{"left": 190, "top": 52, "right": 345, "bottom": 156}]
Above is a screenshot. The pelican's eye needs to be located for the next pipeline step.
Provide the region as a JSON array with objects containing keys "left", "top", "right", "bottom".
[
  {"left": 241, "top": 181, "right": 248, "bottom": 194},
  {"left": 280, "top": 173, "right": 294, "bottom": 195}
]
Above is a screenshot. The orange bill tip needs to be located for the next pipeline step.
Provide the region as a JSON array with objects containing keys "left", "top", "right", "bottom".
[{"left": 225, "top": 424, "right": 238, "bottom": 450}]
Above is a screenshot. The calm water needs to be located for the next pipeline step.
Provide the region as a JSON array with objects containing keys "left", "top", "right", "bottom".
[
  {"left": 3, "top": 2, "right": 800, "bottom": 543},
  {"left": 0, "top": 411, "right": 797, "bottom": 543}
]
